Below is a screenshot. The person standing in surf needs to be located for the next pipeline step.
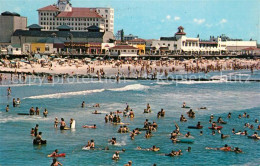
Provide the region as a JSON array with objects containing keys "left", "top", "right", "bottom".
[{"left": 7, "top": 87, "right": 11, "bottom": 96}]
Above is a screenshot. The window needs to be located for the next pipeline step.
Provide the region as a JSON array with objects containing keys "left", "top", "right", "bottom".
[
  {"left": 105, "top": 9, "right": 108, "bottom": 13},
  {"left": 106, "top": 20, "right": 108, "bottom": 23},
  {"left": 168, "top": 44, "right": 170, "bottom": 46},
  {"left": 106, "top": 29, "right": 108, "bottom": 31},
  {"left": 16, "top": 48, "right": 19, "bottom": 51},
  {"left": 37, "top": 47, "right": 40, "bottom": 52},
  {"left": 90, "top": 18, "right": 92, "bottom": 21}
]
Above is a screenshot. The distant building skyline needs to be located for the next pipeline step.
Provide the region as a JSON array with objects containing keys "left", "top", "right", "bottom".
[{"left": 1, "top": 0, "right": 259, "bottom": 41}]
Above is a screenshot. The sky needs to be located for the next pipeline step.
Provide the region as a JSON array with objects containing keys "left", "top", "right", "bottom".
[{"left": 1, "top": 0, "right": 260, "bottom": 42}]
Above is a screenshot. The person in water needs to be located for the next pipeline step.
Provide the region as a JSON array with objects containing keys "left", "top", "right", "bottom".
[
  {"left": 124, "top": 161, "right": 132, "bottom": 166},
  {"left": 49, "top": 149, "right": 59, "bottom": 157},
  {"left": 6, "top": 105, "right": 9, "bottom": 112},
  {"left": 36, "top": 107, "right": 40, "bottom": 115},
  {"left": 51, "top": 158, "right": 62, "bottom": 166},
  {"left": 34, "top": 124, "right": 39, "bottom": 137},
  {"left": 206, "top": 144, "right": 232, "bottom": 151},
  {"left": 180, "top": 115, "right": 187, "bottom": 122},
  {"left": 221, "top": 134, "right": 229, "bottom": 139},
  {"left": 30, "top": 128, "right": 35, "bottom": 136},
  {"left": 112, "top": 151, "right": 119, "bottom": 160},
  {"left": 182, "top": 102, "right": 186, "bottom": 108},
  {"left": 227, "top": 112, "right": 231, "bottom": 118},
  {"left": 186, "top": 147, "right": 191, "bottom": 152},
  {"left": 233, "top": 147, "right": 243, "bottom": 153},
  {"left": 12, "top": 98, "right": 16, "bottom": 107},
  {"left": 43, "top": 109, "right": 48, "bottom": 117},
  {"left": 89, "top": 140, "right": 95, "bottom": 149},
  {"left": 60, "top": 118, "right": 66, "bottom": 130},
  {"left": 7, "top": 87, "right": 11, "bottom": 96},
  {"left": 196, "top": 121, "right": 202, "bottom": 128},
  {"left": 109, "top": 137, "right": 117, "bottom": 145},
  {"left": 35, "top": 132, "right": 43, "bottom": 144},
  {"left": 81, "top": 101, "right": 85, "bottom": 108},
  {"left": 54, "top": 117, "right": 59, "bottom": 128},
  {"left": 30, "top": 107, "right": 35, "bottom": 115},
  {"left": 16, "top": 98, "right": 21, "bottom": 105},
  {"left": 70, "top": 118, "right": 74, "bottom": 128}
]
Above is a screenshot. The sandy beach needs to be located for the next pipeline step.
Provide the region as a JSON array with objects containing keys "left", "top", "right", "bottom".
[{"left": 1, "top": 58, "right": 259, "bottom": 80}]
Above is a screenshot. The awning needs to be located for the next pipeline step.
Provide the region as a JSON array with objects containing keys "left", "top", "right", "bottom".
[{"left": 119, "top": 54, "right": 138, "bottom": 57}]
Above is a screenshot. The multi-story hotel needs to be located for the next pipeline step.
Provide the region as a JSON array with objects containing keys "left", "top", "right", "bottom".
[{"left": 37, "top": 0, "right": 114, "bottom": 33}]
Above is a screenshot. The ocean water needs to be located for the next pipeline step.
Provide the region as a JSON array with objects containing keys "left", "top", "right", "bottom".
[{"left": 0, "top": 70, "right": 260, "bottom": 166}]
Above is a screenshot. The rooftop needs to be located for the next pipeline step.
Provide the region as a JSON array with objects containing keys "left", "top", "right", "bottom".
[
  {"left": 13, "top": 29, "right": 104, "bottom": 39},
  {"left": 56, "top": 8, "right": 102, "bottom": 18},
  {"left": 37, "top": 5, "right": 59, "bottom": 11}
]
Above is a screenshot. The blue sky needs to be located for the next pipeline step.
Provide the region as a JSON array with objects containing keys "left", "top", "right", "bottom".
[{"left": 1, "top": 0, "right": 259, "bottom": 42}]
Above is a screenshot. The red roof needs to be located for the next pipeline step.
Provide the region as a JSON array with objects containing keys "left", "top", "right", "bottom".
[
  {"left": 110, "top": 45, "right": 138, "bottom": 50},
  {"left": 38, "top": 5, "right": 59, "bottom": 11},
  {"left": 57, "top": 8, "right": 102, "bottom": 18}
]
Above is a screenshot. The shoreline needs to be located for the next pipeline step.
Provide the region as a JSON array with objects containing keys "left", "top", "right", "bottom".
[{"left": 0, "top": 70, "right": 260, "bottom": 82}]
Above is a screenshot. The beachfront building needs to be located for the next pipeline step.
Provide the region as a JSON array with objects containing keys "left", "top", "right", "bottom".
[
  {"left": 151, "top": 26, "right": 257, "bottom": 56},
  {"left": 0, "top": 11, "right": 27, "bottom": 44},
  {"left": 7, "top": 44, "right": 22, "bottom": 55},
  {"left": 127, "top": 38, "right": 146, "bottom": 55},
  {"left": 109, "top": 45, "right": 138, "bottom": 57},
  {"left": 101, "top": 43, "right": 115, "bottom": 54},
  {"left": 11, "top": 24, "right": 114, "bottom": 54},
  {"left": 37, "top": 0, "right": 114, "bottom": 33}
]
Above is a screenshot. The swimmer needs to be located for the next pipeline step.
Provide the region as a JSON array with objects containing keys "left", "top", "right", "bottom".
[
  {"left": 60, "top": 118, "right": 66, "bottom": 130},
  {"left": 30, "top": 128, "right": 35, "bottom": 136},
  {"left": 233, "top": 147, "right": 243, "bottom": 153},
  {"left": 227, "top": 112, "right": 231, "bottom": 118},
  {"left": 200, "top": 131, "right": 203, "bottom": 135},
  {"left": 109, "top": 137, "right": 117, "bottom": 145},
  {"left": 221, "top": 134, "right": 229, "bottom": 139},
  {"left": 51, "top": 158, "right": 62, "bottom": 166},
  {"left": 112, "top": 151, "right": 120, "bottom": 160},
  {"left": 6, "top": 105, "right": 9, "bottom": 112},
  {"left": 54, "top": 117, "right": 59, "bottom": 128},
  {"left": 12, "top": 98, "right": 16, "bottom": 107},
  {"left": 81, "top": 101, "right": 85, "bottom": 108},
  {"left": 206, "top": 144, "right": 232, "bottom": 151},
  {"left": 180, "top": 115, "right": 187, "bottom": 122},
  {"left": 49, "top": 149, "right": 59, "bottom": 157},
  {"left": 43, "top": 109, "right": 48, "bottom": 117},
  {"left": 182, "top": 102, "right": 186, "bottom": 108},
  {"left": 36, "top": 107, "right": 40, "bottom": 115},
  {"left": 186, "top": 147, "right": 191, "bottom": 152},
  {"left": 124, "top": 161, "right": 132, "bottom": 166},
  {"left": 7, "top": 87, "right": 11, "bottom": 96}
]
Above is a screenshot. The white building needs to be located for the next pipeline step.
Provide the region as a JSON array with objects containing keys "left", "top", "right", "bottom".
[
  {"left": 151, "top": 26, "right": 257, "bottom": 55},
  {"left": 109, "top": 45, "right": 138, "bottom": 57},
  {"left": 7, "top": 44, "right": 22, "bottom": 55},
  {"left": 37, "top": 0, "right": 114, "bottom": 33}
]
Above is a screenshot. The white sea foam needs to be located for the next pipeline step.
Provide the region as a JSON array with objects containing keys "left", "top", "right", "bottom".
[
  {"left": 108, "top": 84, "right": 149, "bottom": 92},
  {"left": 24, "top": 89, "right": 105, "bottom": 99},
  {"left": 0, "top": 115, "right": 48, "bottom": 124},
  {"left": 156, "top": 82, "right": 172, "bottom": 85},
  {"left": 23, "top": 84, "right": 149, "bottom": 99},
  {"left": 113, "top": 141, "right": 127, "bottom": 146}
]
